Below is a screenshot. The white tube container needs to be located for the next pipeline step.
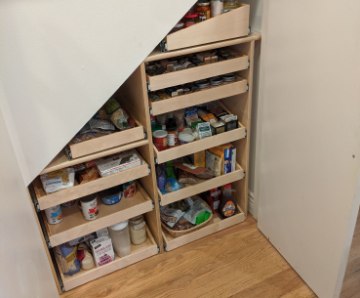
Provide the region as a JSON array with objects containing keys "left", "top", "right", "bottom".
[{"left": 108, "top": 221, "right": 131, "bottom": 257}]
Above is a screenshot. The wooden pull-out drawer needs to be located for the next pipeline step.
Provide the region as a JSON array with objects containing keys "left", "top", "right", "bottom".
[
  {"left": 163, "top": 4, "right": 250, "bottom": 52},
  {"left": 163, "top": 206, "right": 245, "bottom": 251},
  {"left": 154, "top": 123, "right": 246, "bottom": 164},
  {"left": 147, "top": 55, "right": 249, "bottom": 91},
  {"left": 159, "top": 164, "right": 245, "bottom": 206},
  {"left": 69, "top": 120, "right": 145, "bottom": 159},
  {"left": 34, "top": 160, "right": 150, "bottom": 210},
  {"left": 150, "top": 79, "right": 248, "bottom": 116},
  {"left": 44, "top": 184, "right": 153, "bottom": 247},
  {"left": 58, "top": 227, "right": 158, "bottom": 291}
]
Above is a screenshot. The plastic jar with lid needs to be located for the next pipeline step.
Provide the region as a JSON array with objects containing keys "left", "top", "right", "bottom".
[
  {"left": 223, "top": 0, "right": 240, "bottom": 12},
  {"left": 129, "top": 216, "right": 147, "bottom": 245},
  {"left": 196, "top": 1, "right": 211, "bottom": 21},
  {"left": 108, "top": 221, "right": 131, "bottom": 257}
]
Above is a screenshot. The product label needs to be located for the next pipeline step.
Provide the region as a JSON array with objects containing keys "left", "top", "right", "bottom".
[{"left": 222, "top": 201, "right": 236, "bottom": 217}]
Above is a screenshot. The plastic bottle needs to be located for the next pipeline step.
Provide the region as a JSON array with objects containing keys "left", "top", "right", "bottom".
[{"left": 219, "top": 184, "right": 237, "bottom": 218}]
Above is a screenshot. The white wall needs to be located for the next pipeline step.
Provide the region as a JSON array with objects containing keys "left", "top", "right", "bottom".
[
  {"left": 256, "top": 1, "right": 360, "bottom": 297},
  {"left": 0, "top": 86, "right": 58, "bottom": 298},
  {"left": 0, "top": 0, "right": 195, "bottom": 185}
]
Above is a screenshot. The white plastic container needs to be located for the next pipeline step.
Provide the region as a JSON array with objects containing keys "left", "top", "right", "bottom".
[
  {"left": 45, "top": 205, "right": 63, "bottom": 224},
  {"left": 108, "top": 221, "right": 131, "bottom": 257}
]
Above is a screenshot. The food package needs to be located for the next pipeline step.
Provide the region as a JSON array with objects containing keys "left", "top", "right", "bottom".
[
  {"left": 207, "top": 144, "right": 236, "bottom": 174},
  {"left": 78, "top": 167, "right": 100, "bottom": 184},
  {"left": 182, "top": 197, "right": 212, "bottom": 225},
  {"left": 40, "top": 168, "right": 75, "bottom": 194},
  {"left": 111, "top": 108, "right": 131, "bottom": 130},
  {"left": 96, "top": 151, "right": 141, "bottom": 177},
  {"left": 205, "top": 151, "right": 222, "bottom": 177},
  {"left": 160, "top": 206, "right": 185, "bottom": 228},
  {"left": 123, "top": 181, "right": 137, "bottom": 198},
  {"left": 55, "top": 244, "right": 81, "bottom": 276},
  {"left": 175, "top": 163, "right": 215, "bottom": 179},
  {"left": 90, "top": 236, "right": 115, "bottom": 267}
]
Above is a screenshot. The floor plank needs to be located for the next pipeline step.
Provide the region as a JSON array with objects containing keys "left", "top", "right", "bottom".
[
  {"left": 341, "top": 208, "right": 360, "bottom": 298},
  {"left": 61, "top": 217, "right": 316, "bottom": 298}
]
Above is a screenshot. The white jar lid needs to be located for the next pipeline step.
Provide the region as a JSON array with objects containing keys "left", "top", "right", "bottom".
[
  {"left": 153, "top": 130, "right": 168, "bottom": 138},
  {"left": 109, "top": 220, "right": 128, "bottom": 231}
]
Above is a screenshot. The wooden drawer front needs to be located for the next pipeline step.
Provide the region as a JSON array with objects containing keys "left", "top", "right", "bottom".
[
  {"left": 150, "top": 79, "right": 248, "bottom": 116},
  {"left": 35, "top": 162, "right": 150, "bottom": 210},
  {"left": 69, "top": 125, "right": 145, "bottom": 159},
  {"left": 59, "top": 228, "right": 158, "bottom": 291},
  {"left": 163, "top": 207, "right": 245, "bottom": 251},
  {"left": 45, "top": 184, "right": 153, "bottom": 247},
  {"left": 164, "top": 4, "right": 250, "bottom": 52},
  {"left": 159, "top": 164, "right": 245, "bottom": 206},
  {"left": 154, "top": 124, "right": 246, "bottom": 164},
  {"left": 147, "top": 55, "right": 249, "bottom": 91}
]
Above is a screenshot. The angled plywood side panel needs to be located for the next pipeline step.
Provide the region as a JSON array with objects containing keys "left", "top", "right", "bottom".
[
  {"left": 0, "top": 0, "right": 196, "bottom": 185},
  {"left": 255, "top": 1, "right": 360, "bottom": 297},
  {"left": 0, "top": 87, "right": 59, "bottom": 297}
]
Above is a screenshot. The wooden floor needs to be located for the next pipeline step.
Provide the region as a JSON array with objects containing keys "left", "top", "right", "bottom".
[
  {"left": 61, "top": 217, "right": 316, "bottom": 298},
  {"left": 341, "top": 208, "right": 360, "bottom": 298}
]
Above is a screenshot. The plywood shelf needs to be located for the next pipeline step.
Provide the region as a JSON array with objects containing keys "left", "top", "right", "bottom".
[
  {"left": 58, "top": 228, "right": 158, "bottom": 291},
  {"left": 69, "top": 123, "right": 145, "bottom": 159},
  {"left": 44, "top": 184, "right": 153, "bottom": 247},
  {"left": 154, "top": 123, "right": 246, "bottom": 164},
  {"left": 147, "top": 55, "right": 249, "bottom": 91},
  {"left": 163, "top": 208, "right": 245, "bottom": 251},
  {"left": 34, "top": 161, "right": 150, "bottom": 210},
  {"left": 41, "top": 139, "right": 149, "bottom": 175},
  {"left": 146, "top": 33, "right": 261, "bottom": 63},
  {"left": 162, "top": 4, "right": 250, "bottom": 52},
  {"left": 159, "top": 164, "right": 245, "bottom": 206},
  {"left": 150, "top": 79, "right": 248, "bottom": 116}
]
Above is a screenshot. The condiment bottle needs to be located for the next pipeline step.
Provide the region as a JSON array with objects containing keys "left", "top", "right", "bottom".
[
  {"left": 219, "top": 184, "right": 237, "bottom": 218},
  {"left": 108, "top": 221, "right": 131, "bottom": 257},
  {"left": 129, "top": 215, "right": 147, "bottom": 245}
]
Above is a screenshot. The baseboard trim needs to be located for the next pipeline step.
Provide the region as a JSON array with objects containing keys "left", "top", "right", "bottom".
[{"left": 248, "top": 191, "right": 257, "bottom": 219}]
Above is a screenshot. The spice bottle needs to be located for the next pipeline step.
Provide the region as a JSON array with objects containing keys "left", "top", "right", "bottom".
[
  {"left": 196, "top": 1, "right": 211, "bottom": 21},
  {"left": 129, "top": 215, "right": 147, "bottom": 245},
  {"left": 108, "top": 221, "right": 131, "bottom": 257},
  {"left": 211, "top": 0, "right": 224, "bottom": 17},
  {"left": 223, "top": 0, "right": 240, "bottom": 13}
]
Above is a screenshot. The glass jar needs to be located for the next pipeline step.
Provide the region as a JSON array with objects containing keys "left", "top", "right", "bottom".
[
  {"left": 184, "top": 12, "right": 198, "bottom": 27},
  {"left": 223, "top": 0, "right": 240, "bottom": 13},
  {"left": 108, "top": 221, "right": 131, "bottom": 257},
  {"left": 196, "top": 1, "right": 211, "bottom": 21},
  {"left": 129, "top": 215, "right": 147, "bottom": 245}
]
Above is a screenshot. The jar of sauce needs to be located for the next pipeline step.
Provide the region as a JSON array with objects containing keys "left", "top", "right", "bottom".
[
  {"left": 197, "top": 1, "right": 211, "bottom": 21},
  {"left": 129, "top": 216, "right": 147, "bottom": 245},
  {"left": 184, "top": 12, "right": 198, "bottom": 27}
]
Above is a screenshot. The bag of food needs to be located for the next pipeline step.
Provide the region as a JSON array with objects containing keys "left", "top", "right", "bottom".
[
  {"left": 160, "top": 206, "right": 185, "bottom": 228},
  {"left": 55, "top": 243, "right": 81, "bottom": 276}
]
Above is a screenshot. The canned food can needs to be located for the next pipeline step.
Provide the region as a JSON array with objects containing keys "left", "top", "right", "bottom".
[
  {"left": 80, "top": 196, "right": 98, "bottom": 221},
  {"left": 45, "top": 205, "right": 63, "bottom": 225}
]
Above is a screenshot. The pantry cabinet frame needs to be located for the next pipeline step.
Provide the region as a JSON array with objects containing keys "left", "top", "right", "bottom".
[{"left": 28, "top": 33, "right": 259, "bottom": 294}]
